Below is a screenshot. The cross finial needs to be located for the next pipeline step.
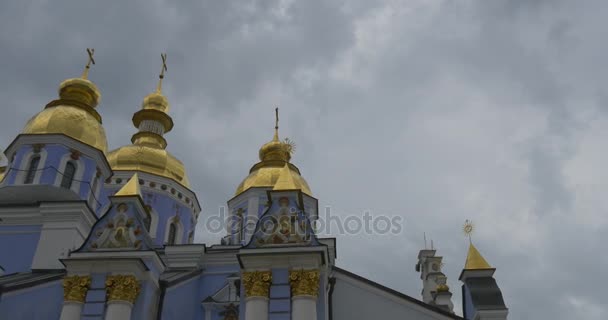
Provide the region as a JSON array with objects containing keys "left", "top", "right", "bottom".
[
  {"left": 273, "top": 107, "right": 280, "bottom": 141},
  {"left": 463, "top": 219, "right": 474, "bottom": 244},
  {"left": 157, "top": 53, "right": 168, "bottom": 93},
  {"left": 81, "top": 48, "right": 95, "bottom": 79}
]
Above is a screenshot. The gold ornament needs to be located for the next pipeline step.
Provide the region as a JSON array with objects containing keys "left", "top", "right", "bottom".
[
  {"left": 289, "top": 269, "right": 320, "bottom": 297},
  {"left": 242, "top": 271, "right": 272, "bottom": 298},
  {"left": 105, "top": 275, "right": 141, "bottom": 304},
  {"left": 63, "top": 275, "right": 92, "bottom": 303}
]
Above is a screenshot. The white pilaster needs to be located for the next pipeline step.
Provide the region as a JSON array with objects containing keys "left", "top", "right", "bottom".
[
  {"left": 105, "top": 301, "right": 134, "bottom": 320},
  {"left": 245, "top": 296, "right": 268, "bottom": 320},
  {"left": 59, "top": 301, "right": 84, "bottom": 320},
  {"left": 292, "top": 295, "right": 317, "bottom": 320}
]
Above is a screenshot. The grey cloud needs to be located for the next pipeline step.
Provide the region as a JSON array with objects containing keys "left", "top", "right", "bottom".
[{"left": 1, "top": 0, "right": 607, "bottom": 319}]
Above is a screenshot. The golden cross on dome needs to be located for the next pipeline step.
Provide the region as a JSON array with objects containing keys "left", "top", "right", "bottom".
[
  {"left": 463, "top": 219, "right": 474, "bottom": 243},
  {"left": 157, "top": 53, "right": 168, "bottom": 93},
  {"left": 81, "top": 48, "right": 95, "bottom": 79},
  {"left": 275, "top": 107, "right": 279, "bottom": 131}
]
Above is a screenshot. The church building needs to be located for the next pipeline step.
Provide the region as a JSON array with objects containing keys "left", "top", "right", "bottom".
[{"left": 0, "top": 51, "right": 508, "bottom": 320}]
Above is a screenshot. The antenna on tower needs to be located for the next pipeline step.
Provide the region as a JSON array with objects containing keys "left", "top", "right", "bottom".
[
  {"left": 431, "top": 239, "right": 434, "bottom": 250},
  {"left": 423, "top": 232, "right": 428, "bottom": 249}
]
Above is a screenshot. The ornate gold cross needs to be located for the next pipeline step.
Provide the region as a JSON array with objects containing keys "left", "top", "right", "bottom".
[
  {"left": 275, "top": 107, "right": 279, "bottom": 131},
  {"left": 157, "top": 53, "right": 168, "bottom": 92},
  {"left": 82, "top": 48, "right": 95, "bottom": 79}
]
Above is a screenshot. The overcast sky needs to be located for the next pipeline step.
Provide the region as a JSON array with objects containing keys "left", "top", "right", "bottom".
[{"left": 1, "top": 0, "right": 606, "bottom": 318}]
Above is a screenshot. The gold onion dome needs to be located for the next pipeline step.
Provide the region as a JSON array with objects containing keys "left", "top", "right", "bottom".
[
  {"left": 235, "top": 109, "right": 312, "bottom": 196},
  {"left": 106, "top": 54, "right": 189, "bottom": 187},
  {"left": 22, "top": 49, "right": 108, "bottom": 152}
]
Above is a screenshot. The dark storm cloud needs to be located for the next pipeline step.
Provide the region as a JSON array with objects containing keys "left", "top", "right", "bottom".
[{"left": 1, "top": 0, "right": 607, "bottom": 319}]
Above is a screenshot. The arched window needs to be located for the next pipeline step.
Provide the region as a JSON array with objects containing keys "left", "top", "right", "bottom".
[
  {"left": 144, "top": 211, "right": 152, "bottom": 232},
  {"left": 168, "top": 223, "right": 177, "bottom": 245},
  {"left": 60, "top": 162, "right": 76, "bottom": 189},
  {"left": 24, "top": 156, "right": 40, "bottom": 184}
]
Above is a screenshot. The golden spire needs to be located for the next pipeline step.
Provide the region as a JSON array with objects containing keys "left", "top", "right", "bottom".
[
  {"left": 81, "top": 48, "right": 95, "bottom": 79},
  {"left": 115, "top": 173, "right": 141, "bottom": 197},
  {"left": 273, "top": 163, "right": 298, "bottom": 191},
  {"left": 463, "top": 220, "right": 492, "bottom": 270}
]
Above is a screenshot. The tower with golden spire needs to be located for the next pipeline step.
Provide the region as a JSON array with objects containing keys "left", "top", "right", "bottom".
[
  {"left": 226, "top": 108, "right": 317, "bottom": 245},
  {"left": 105, "top": 54, "right": 200, "bottom": 246},
  {"left": 459, "top": 221, "right": 508, "bottom": 320}
]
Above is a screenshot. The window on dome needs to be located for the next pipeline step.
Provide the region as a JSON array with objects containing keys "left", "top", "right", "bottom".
[
  {"left": 24, "top": 156, "right": 40, "bottom": 184},
  {"left": 88, "top": 175, "right": 99, "bottom": 207},
  {"left": 168, "top": 223, "right": 177, "bottom": 245},
  {"left": 61, "top": 162, "right": 76, "bottom": 189}
]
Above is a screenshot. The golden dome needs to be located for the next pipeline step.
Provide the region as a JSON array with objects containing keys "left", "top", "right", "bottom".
[
  {"left": 106, "top": 144, "right": 190, "bottom": 187},
  {"left": 22, "top": 77, "right": 108, "bottom": 152},
  {"left": 108, "top": 54, "right": 189, "bottom": 187},
  {"left": 234, "top": 119, "right": 312, "bottom": 196}
]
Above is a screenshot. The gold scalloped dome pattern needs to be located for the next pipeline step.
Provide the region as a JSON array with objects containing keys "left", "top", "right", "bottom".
[{"left": 22, "top": 77, "right": 108, "bottom": 152}]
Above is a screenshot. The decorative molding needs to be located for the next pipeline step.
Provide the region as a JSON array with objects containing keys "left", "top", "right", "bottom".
[
  {"left": 62, "top": 275, "right": 91, "bottom": 303},
  {"left": 289, "top": 269, "right": 320, "bottom": 297},
  {"left": 242, "top": 271, "right": 272, "bottom": 298},
  {"left": 105, "top": 274, "right": 141, "bottom": 304}
]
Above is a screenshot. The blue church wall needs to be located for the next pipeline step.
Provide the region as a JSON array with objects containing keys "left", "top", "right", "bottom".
[
  {"left": 161, "top": 274, "right": 202, "bottom": 319},
  {"left": 0, "top": 225, "right": 41, "bottom": 273},
  {"left": 0, "top": 280, "right": 63, "bottom": 320},
  {"left": 4, "top": 144, "right": 106, "bottom": 210},
  {"left": 132, "top": 280, "right": 161, "bottom": 319},
  {"left": 81, "top": 274, "right": 107, "bottom": 319}
]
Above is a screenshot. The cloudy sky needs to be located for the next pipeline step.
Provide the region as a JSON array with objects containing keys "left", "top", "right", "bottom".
[{"left": 1, "top": 0, "right": 606, "bottom": 318}]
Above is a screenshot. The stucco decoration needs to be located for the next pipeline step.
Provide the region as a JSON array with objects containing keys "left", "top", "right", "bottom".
[
  {"left": 94, "top": 212, "right": 142, "bottom": 249},
  {"left": 62, "top": 275, "right": 92, "bottom": 303},
  {"left": 242, "top": 271, "right": 272, "bottom": 298},
  {"left": 105, "top": 274, "right": 141, "bottom": 304},
  {"left": 245, "top": 195, "right": 319, "bottom": 248},
  {"left": 289, "top": 269, "right": 320, "bottom": 297}
]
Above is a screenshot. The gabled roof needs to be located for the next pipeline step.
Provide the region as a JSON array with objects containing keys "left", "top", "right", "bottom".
[{"left": 333, "top": 266, "right": 464, "bottom": 320}]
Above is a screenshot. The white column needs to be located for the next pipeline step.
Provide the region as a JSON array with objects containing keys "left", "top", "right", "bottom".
[
  {"left": 105, "top": 301, "right": 134, "bottom": 320},
  {"left": 59, "top": 301, "right": 84, "bottom": 320},
  {"left": 292, "top": 295, "right": 317, "bottom": 320},
  {"left": 245, "top": 296, "right": 269, "bottom": 320}
]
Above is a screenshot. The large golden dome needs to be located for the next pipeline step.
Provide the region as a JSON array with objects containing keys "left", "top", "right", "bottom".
[
  {"left": 106, "top": 144, "right": 189, "bottom": 187},
  {"left": 22, "top": 77, "right": 108, "bottom": 152},
  {"left": 234, "top": 125, "right": 312, "bottom": 196}
]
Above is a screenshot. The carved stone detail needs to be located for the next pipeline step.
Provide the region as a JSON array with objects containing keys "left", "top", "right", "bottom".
[
  {"left": 242, "top": 271, "right": 272, "bottom": 298},
  {"left": 289, "top": 269, "right": 320, "bottom": 297},
  {"left": 105, "top": 274, "right": 141, "bottom": 304},
  {"left": 63, "top": 275, "right": 91, "bottom": 303}
]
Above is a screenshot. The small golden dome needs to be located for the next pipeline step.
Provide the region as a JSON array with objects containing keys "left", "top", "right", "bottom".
[
  {"left": 108, "top": 53, "right": 188, "bottom": 187},
  {"left": 106, "top": 144, "right": 190, "bottom": 187},
  {"left": 235, "top": 160, "right": 312, "bottom": 196},
  {"left": 234, "top": 117, "right": 311, "bottom": 197},
  {"left": 22, "top": 77, "right": 107, "bottom": 152}
]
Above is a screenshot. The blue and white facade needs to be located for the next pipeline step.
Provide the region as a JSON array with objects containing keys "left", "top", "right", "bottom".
[{"left": 0, "top": 66, "right": 508, "bottom": 320}]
